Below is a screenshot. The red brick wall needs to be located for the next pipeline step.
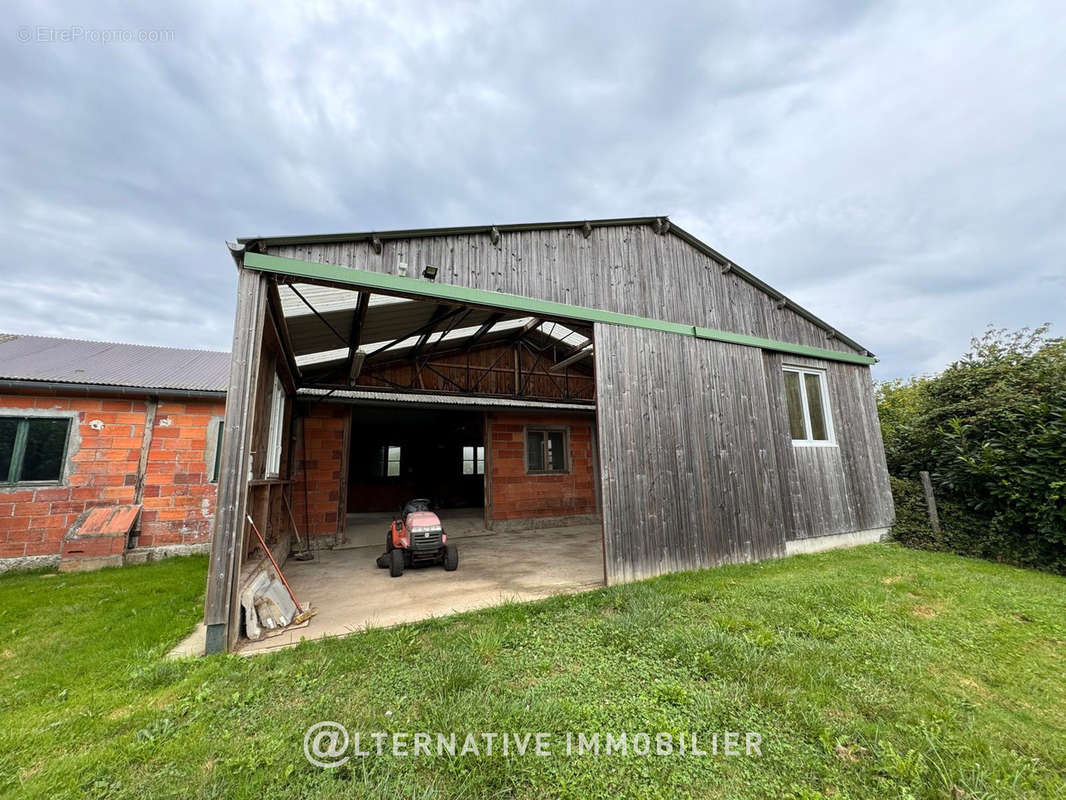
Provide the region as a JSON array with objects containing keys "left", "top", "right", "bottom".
[
  {"left": 0, "top": 394, "right": 225, "bottom": 563},
  {"left": 487, "top": 412, "right": 598, "bottom": 522},
  {"left": 292, "top": 404, "right": 348, "bottom": 540},
  {"left": 139, "top": 399, "right": 226, "bottom": 548}
]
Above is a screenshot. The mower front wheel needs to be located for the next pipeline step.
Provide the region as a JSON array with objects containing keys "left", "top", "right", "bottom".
[
  {"left": 389, "top": 549, "right": 405, "bottom": 577},
  {"left": 443, "top": 543, "right": 459, "bottom": 571}
]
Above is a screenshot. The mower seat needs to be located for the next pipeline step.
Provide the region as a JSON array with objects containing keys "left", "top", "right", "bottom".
[{"left": 402, "top": 498, "right": 432, "bottom": 517}]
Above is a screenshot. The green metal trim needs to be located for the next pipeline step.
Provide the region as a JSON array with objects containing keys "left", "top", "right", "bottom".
[
  {"left": 242, "top": 252, "right": 878, "bottom": 366},
  {"left": 235, "top": 216, "right": 875, "bottom": 357},
  {"left": 693, "top": 327, "right": 874, "bottom": 364}
]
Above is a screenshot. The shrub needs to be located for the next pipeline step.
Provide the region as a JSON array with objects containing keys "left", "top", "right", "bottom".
[{"left": 881, "top": 326, "right": 1066, "bottom": 574}]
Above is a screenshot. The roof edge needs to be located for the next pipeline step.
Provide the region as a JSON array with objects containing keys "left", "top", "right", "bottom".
[{"left": 0, "top": 378, "right": 226, "bottom": 400}]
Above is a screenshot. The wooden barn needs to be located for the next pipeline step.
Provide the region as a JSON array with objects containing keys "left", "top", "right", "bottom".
[{"left": 204, "top": 217, "right": 894, "bottom": 654}]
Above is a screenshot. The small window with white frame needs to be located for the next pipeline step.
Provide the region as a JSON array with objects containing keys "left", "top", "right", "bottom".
[
  {"left": 462, "top": 445, "right": 485, "bottom": 475},
  {"left": 782, "top": 367, "right": 834, "bottom": 445},
  {"left": 377, "top": 445, "right": 402, "bottom": 477},
  {"left": 264, "top": 372, "right": 286, "bottom": 477}
]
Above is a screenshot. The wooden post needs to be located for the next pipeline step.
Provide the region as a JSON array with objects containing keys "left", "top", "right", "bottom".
[
  {"left": 919, "top": 470, "right": 940, "bottom": 532},
  {"left": 133, "top": 399, "right": 158, "bottom": 504},
  {"left": 204, "top": 266, "right": 268, "bottom": 654}
]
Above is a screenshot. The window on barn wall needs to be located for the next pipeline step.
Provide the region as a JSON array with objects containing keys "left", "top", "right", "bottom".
[
  {"left": 264, "top": 373, "right": 286, "bottom": 477},
  {"left": 783, "top": 367, "right": 834, "bottom": 445},
  {"left": 377, "top": 445, "right": 402, "bottom": 478},
  {"left": 0, "top": 416, "right": 72, "bottom": 484},
  {"left": 526, "top": 428, "right": 569, "bottom": 474},
  {"left": 462, "top": 445, "right": 485, "bottom": 475},
  {"left": 211, "top": 422, "right": 224, "bottom": 483}
]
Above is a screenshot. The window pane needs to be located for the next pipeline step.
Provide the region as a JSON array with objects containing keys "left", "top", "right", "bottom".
[
  {"left": 462, "top": 459, "right": 474, "bottom": 475},
  {"left": 804, "top": 373, "right": 829, "bottom": 441},
  {"left": 463, "top": 446, "right": 473, "bottom": 461},
  {"left": 387, "top": 446, "right": 401, "bottom": 476},
  {"left": 22, "top": 419, "right": 69, "bottom": 482},
  {"left": 783, "top": 371, "right": 806, "bottom": 440},
  {"left": 476, "top": 446, "right": 485, "bottom": 474},
  {"left": 527, "top": 431, "right": 544, "bottom": 471},
  {"left": 212, "top": 422, "right": 224, "bottom": 482},
  {"left": 548, "top": 431, "right": 566, "bottom": 471},
  {"left": 0, "top": 418, "right": 17, "bottom": 482}
]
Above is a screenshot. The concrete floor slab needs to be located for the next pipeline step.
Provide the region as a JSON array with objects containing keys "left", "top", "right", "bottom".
[{"left": 235, "top": 524, "right": 604, "bottom": 655}]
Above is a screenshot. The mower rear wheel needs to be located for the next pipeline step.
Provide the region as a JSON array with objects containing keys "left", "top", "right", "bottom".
[
  {"left": 443, "top": 543, "right": 458, "bottom": 571},
  {"left": 389, "top": 548, "right": 404, "bottom": 577}
]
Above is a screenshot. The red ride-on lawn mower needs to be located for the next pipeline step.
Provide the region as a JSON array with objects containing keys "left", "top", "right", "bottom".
[{"left": 375, "top": 498, "right": 459, "bottom": 577}]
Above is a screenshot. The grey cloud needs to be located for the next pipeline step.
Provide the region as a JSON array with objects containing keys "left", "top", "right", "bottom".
[{"left": 1, "top": 0, "right": 1063, "bottom": 382}]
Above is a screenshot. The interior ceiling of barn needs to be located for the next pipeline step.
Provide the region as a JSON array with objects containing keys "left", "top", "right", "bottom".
[{"left": 276, "top": 282, "right": 592, "bottom": 383}]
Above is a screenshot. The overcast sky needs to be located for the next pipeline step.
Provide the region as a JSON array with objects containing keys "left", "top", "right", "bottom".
[{"left": 3, "top": 1, "right": 1064, "bottom": 381}]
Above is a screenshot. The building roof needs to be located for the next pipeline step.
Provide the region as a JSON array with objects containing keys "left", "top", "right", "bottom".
[
  {"left": 237, "top": 215, "right": 872, "bottom": 358},
  {"left": 0, "top": 333, "right": 229, "bottom": 394},
  {"left": 299, "top": 387, "right": 594, "bottom": 411}
]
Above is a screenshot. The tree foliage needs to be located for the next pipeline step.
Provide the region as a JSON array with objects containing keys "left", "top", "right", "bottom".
[{"left": 878, "top": 325, "right": 1066, "bottom": 573}]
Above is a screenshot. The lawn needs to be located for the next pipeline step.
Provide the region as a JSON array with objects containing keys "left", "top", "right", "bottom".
[{"left": 0, "top": 544, "right": 1063, "bottom": 799}]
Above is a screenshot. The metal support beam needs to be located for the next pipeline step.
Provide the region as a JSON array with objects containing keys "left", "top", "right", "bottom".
[
  {"left": 366, "top": 306, "right": 466, "bottom": 361},
  {"left": 550, "top": 345, "right": 593, "bottom": 372},
  {"left": 204, "top": 267, "right": 268, "bottom": 654},
  {"left": 419, "top": 308, "right": 472, "bottom": 362},
  {"left": 345, "top": 292, "right": 370, "bottom": 386},
  {"left": 412, "top": 304, "right": 452, "bottom": 359},
  {"left": 464, "top": 312, "right": 505, "bottom": 351}
]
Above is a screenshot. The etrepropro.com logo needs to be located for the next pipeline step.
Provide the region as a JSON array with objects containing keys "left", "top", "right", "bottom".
[{"left": 303, "top": 722, "right": 763, "bottom": 767}]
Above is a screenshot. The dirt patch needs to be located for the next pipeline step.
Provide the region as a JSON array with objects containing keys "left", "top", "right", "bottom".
[
  {"left": 834, "top": 741, "right": 868, "bottom": 763},
  {"left": 880, "top": 575, "right": 905, "bottom": 585},
  {"left": 912, "top": 605, "right": 938, "bottom": 619},
  {"left": 1012, "top": 613, "right": 1034, "bottom": 623},
  {"left": 957, "top": 677, "right": 992, "bottom": 701}
]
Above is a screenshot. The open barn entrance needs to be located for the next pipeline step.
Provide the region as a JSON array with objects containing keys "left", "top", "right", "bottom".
[
  {"left": 343, "top": 406, "right": 485, "bottom": 548},
  {"left": 201, "top": 249, "right": 607, "bottom": 653}
]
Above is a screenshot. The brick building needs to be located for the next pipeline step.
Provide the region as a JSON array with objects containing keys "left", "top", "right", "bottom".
[
  {"left": 0, "top": 331, "right": 601, "bottom": 574},
  {"left": 0, "top": 334, "right": 229, "bottom": 572}
]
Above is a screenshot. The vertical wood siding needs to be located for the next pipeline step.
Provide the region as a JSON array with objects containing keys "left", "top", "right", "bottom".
[
  {"left": 594, "top": 324, "right": 789, "bottom": 582},
  {"left": 594, "top": 326, "right": 893, "bottom": 583},
  {"left": 266, "top": 224, "right": 859, "bottom": 356},
  {"left": 265, "top": 225, "right": 892, "bottom": 582},
  {"left": 762, "top": 353, "right": 895, "bottom": 540}
]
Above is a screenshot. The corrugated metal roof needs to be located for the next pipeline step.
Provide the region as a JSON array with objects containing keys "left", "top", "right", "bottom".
[
  {"left": 299, "top": 387, "right": 595, "bottom": 411},
  {"left": 0, "top": 334, "right": 230, "bottom": 392},
  {"left": 279, "top": 284, "right": 527, "bottom": 357}
]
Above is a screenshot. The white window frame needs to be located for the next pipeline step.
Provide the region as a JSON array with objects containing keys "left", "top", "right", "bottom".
[
  {"left": 380, "top": 445, "right": 402, "bottom": 478},
  {"left": 462, "top": 445, "right": 485, "bottom": 476},
  {"left": 783, "top": 367, "right": 836, "bottom": 447},
  {"left": 264, "top": 372, "right": 286, "bottom": 477}
]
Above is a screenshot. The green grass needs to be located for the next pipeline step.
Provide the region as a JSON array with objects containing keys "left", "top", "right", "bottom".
[{"left": 0, "top": 545, "right": 1064, "bottom": 799}]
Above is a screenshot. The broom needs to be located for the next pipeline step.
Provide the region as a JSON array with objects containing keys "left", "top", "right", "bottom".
[{"left": 282, "top": 492, "right": 314, "bottom": 561}]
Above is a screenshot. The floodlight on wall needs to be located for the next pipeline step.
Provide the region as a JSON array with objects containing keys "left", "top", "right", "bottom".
[{"left": 422, "top": 264, "right": 439, "bottom": 281}]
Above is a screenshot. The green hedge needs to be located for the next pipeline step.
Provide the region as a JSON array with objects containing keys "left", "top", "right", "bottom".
[
  {"left": 889, "top": 476, "right": 1065, "bottom": 573},
  {"left": 881, "top": 327, "right": 1066, "bottom": 575}
]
